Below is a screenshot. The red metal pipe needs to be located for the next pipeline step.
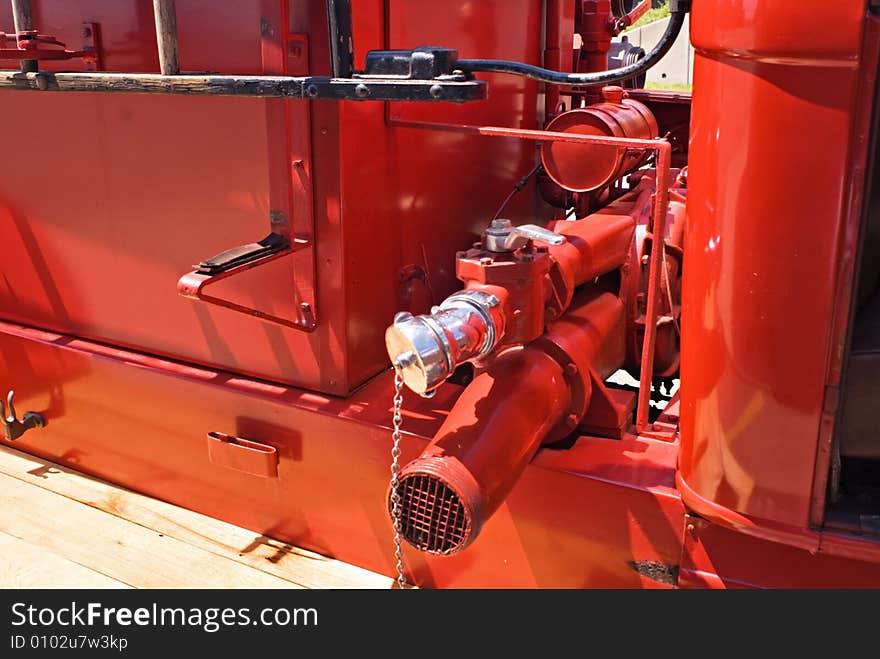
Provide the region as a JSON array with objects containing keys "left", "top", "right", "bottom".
[
  {"left": 547, "top": 189, "right": 643, "bottom": 293},
  {"left": 540, "top": 288, "right": 625, "bottom": 387},
  {"left": 578, "top": 0, "right": 614, "bottom": 75},
  {"left": 635, "top": 139, "right": 671, "bottom": 430},
  {"left": 537, "top": 289, "right": 626, "bottom": 444},
  {"left": 392, "top": 289, "right": 625, "bottom": 555},
  {"left": 396, "top": 345, "right": 569, "bottom": 554},
  {"left": 394, "top": 118, "right": 664, "bottom": 149}
]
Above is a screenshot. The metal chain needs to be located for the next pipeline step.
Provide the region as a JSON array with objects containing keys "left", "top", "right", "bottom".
[{"left": 389, "top": 371, "right": 409, "bottom": 589}]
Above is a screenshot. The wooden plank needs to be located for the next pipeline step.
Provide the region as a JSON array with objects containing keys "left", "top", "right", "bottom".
[
  {"left": 0, "top": 446, "right": 393, "bottom": 589},
  {"left": 152, "top": 0, "right": 180, "bottom": 76},
  {"left": 0, "top": 530, "right": 130, "bottom": 589},
  {"left": 0, "top": 71, "right": 487, "bottom": 102},
  {"left": 0, "top": 472, "right": 300, "bottom": 588}
]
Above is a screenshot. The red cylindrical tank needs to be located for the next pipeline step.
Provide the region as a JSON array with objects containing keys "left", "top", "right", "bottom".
[
  {"left": 680, "top": 0, "right": 866, "bottom": 532},
  {"left": 541, "top": 86, "right": 658, "bottom": 192}
]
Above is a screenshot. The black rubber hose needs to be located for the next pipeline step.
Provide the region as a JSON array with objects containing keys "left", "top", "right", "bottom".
[{"left": 456, "top": 7, "right": 688, "bottom": 87}]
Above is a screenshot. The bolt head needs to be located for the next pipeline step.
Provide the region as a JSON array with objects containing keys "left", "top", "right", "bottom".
[{"left": 394, "top": 351, "right": 418, "bottom": 370}]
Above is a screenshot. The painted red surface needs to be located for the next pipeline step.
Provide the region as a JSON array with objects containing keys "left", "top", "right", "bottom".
[
  {"left": 1, "top": 0, "right": 879, "bottom": 587},
  {"left": 0, "top": 0, "right": 542, "bottom": 395},
  {"left": 0, "top": 320, "right": 686, "bottom": 588}
]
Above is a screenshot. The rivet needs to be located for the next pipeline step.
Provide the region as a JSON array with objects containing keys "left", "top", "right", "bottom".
[
  {"left": 355, "top": 83, "right": 369, "bottom": 98},
  {"left": 429, "top": 84, "right": 443, "bottom": 99}
]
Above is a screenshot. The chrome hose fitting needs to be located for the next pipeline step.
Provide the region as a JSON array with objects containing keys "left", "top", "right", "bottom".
[{"left": 385, "top": 290, "right": 504, "bottom": 395}]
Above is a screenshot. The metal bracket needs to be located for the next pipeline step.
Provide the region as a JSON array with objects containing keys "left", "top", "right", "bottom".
[
  {"left": 1, "top": 390, "right": 45, "bottom": 441},
  {"left": 80, "top": 22, "right": 100, "bottom": 71},
  {"left": 0, "top": 24, "right": 99, "bottom": 65},
  {"left": 0, "top": 0, "right": 481, "bottom": 101},
  {"left": 177, "top": 232, "right": 316, "bottom": 331},
  {"left": 0, "top": 69, "right": 486, "bottom": 102}
]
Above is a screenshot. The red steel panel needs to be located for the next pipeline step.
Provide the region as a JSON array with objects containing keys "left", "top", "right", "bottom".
[
  {"left": 6, "top": 320, "right": 880, "bottom": 586},
  {"left": 680, "top": 516, "right": 880, "bottom": 589},
  {"left": 341, "top": 0, "right": 546, "bottom": 388},
  {"left": 0, "top": 319, "right": 685, "bottom": 588},
  {"left": 0, "top": 1, "right": 542, "bottom": 395}
]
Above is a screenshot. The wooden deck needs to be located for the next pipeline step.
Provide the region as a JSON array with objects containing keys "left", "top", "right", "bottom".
[{"left": 0, "top": 445, "right": 393, "bottom": 589}]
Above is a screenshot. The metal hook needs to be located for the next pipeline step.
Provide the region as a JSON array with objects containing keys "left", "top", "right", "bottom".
[{"left": 1, "top": 390, "right": 46, "bottom": 441}]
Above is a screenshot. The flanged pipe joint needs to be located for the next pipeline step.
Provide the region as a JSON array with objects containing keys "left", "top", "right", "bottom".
[{"left": 386, "top": 220, "right": 566, "bottom": 396}]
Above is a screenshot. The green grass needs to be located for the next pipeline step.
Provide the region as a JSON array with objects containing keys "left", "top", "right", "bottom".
[
  {"left": 645, "top": 81, "right": 692, "bottom": 91},
  {"left": 624, "top": 2, "right": 670, "bottom": 32}
]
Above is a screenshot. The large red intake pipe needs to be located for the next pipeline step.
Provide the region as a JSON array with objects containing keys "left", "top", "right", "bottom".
[{"left": 390, "top": 290, "right": 624, "bottom": 554}]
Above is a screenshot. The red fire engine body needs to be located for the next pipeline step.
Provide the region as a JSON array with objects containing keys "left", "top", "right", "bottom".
[{"left": 1, "top": 0, "right": 879, "bottom": 588}]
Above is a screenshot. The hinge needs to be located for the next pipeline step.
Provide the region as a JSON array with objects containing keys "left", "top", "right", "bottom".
[{"left": 823, "top": 384, "right": 841, "bottom": 415}]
